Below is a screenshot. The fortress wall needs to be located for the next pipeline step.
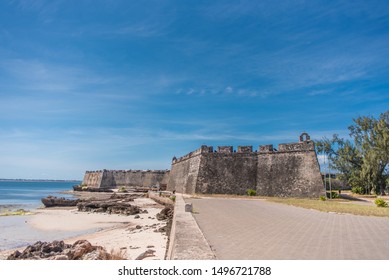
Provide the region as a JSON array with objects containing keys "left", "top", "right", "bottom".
[
  {"left": 256, "top": 142, "right": 324, "bottom": 197},
  {"left": 83, "top": 170, "right": 170, "bottom": 189},
  {"left": 195, "top": 152, "right": 258, "bottom": 195},
  {"left": 168, "top": 153, "right": 203, "bottom": 194},
  {"left": 82, "top": 171, "right": 103, "bottom": 188},
  {"left": 82, "top": 134, "right": 323, "bottom": 197}
]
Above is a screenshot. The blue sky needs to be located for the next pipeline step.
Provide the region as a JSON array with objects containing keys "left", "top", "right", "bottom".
[{"left": 0, "top": 0, "right": 388, "bottom": 179}]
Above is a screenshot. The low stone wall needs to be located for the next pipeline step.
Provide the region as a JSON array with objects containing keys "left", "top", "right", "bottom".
[
  {"left": 166, "top": 194, "right": 216, "bottom": 260},
  {"left": 148, "top": 191, "right": 174, "bottom": 206}
]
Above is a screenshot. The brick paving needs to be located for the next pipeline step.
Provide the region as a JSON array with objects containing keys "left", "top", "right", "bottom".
[{"left": 186, "top": 197, "right": 389, "bottom": 259}]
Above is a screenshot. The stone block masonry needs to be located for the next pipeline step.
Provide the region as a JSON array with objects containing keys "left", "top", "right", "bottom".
[
  {"left": 82, "top": 169, "right": 170, "bottom": 190},
  {"left": 168, "top": 133, "right": 324, "bottom": 197},
  {"left": 81, "top": 133, "right": 324, "bottom": 197}
]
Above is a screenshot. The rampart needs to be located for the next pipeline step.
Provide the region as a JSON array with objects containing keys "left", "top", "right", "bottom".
[
  {"left": 168, "top": 133, "right": 324, "bottom": 197},
  {"left": 82, "top": 169, "right": 170, "bottom": 190},
  {"left": 81, "top": 133, "right": 323, "bottom": 197}
]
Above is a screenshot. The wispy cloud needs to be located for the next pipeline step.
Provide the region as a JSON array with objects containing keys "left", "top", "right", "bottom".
[
  {"left": 175, "top": 86, "right": 269, "bottom": 97},
  {"left": 0, "top": 59, "right": 112, "bottom": 93}
]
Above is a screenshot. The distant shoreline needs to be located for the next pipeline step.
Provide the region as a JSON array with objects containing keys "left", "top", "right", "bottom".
[{"left": 0, "top": 179, "right": 81, "bottom": 183}]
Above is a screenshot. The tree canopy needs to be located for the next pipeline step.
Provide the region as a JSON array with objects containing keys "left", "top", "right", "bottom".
[{"left": 316, "top": 111, "right": 389, "bottom": 195}]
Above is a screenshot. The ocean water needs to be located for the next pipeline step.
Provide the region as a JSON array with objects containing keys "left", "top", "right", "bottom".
[
  {"left": 0, "top": 180, "right": 81, "bottom": 211},
  {"left": 0, "top": 180, "right": 89, "bottom": 251}
]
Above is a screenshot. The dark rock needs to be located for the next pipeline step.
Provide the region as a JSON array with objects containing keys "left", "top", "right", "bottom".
[
  {"left": 109, "top": 193, "right": 135, "bottom": 201},
  {"left": 156, "top": 206, "right": 173, "bottom": 221},
  {"left": 73, "top": 185, "right": 113, "bottom": 193},
  {"left": 41, "top": 196, "right": 79, "bottom": 207},
  {"left": 135, "top": 249, "right": 155, "bottom": 260},
  {"left": 77, "top": 200, "right": 140, "bottom": 216},
  {"left": 7, "top": 240, "right": 122, "bottom": 260},
  {"left": 158, "top": 226, "right": 167, "bottom": 232},
  {"left": 134, "top": 215, "right": 140, "bottom": 219}
]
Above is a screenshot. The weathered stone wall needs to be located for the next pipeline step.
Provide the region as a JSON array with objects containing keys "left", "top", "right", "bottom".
[
  {"left": 82, "top": 169, "right": 170, "bottom": 189},
  {"left": 168, "top": 147, "right": 204, "bottom": 193},
  {"left": 256, "top": 142, "right": 323, "bottom": 197},
  {"left": 167, "top": 134, "right": 324, "bottom": 197},
  {"left": 82, "top": 171, "right": 103, "bottom": 188},
  {"left": 83, "top": 133, "right": 324, "bottom": 197},
  {"left": 195, "top": 148, "right": 258, "bottom": 195}
]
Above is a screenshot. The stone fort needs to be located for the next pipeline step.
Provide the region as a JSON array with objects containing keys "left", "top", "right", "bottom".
[{"left": 81, "top": 133, "right": 324, "bottom": 197}]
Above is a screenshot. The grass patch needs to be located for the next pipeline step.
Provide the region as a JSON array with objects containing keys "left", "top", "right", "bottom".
[
  {"left": 266, "top": 197, "right": 389, "bottom": 217},
  {"left": 0, "top": 209, "right": 34, "bottom": 216},
  {"left": 246, "top": 189, "right": 257, "bottom": 196},
  {"left": 375, "top": 198, "right": 388, "bottom": 208}
]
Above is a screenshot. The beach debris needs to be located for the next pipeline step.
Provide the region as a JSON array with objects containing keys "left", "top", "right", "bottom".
[
  {"left": 41, "top": 196, "right": 79, "bottom": 207},
  {"left": 6, "top": 240, "right": 124, "bottom": 260}
]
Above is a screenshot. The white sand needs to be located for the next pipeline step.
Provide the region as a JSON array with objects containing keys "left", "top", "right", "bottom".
[{"left": 0, "top": 197, "right": 169, "bottom": 260}]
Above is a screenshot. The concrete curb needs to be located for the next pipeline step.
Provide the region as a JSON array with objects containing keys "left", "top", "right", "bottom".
[{"left": 166, "top": 194, "right": 216, "bottom": 260}]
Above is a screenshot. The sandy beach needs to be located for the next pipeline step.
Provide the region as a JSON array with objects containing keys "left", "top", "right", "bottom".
[{"left": 0, "top": 195, "right": 169, "bottom": 260}]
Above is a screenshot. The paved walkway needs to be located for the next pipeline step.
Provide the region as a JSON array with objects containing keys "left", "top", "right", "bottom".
[{"left": 186, "top": 197, "right": 389, "bottom": 259}]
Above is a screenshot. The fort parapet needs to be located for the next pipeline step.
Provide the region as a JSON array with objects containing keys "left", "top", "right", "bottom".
[{"left": 168, "top": 133, "right": 323, "bottom": 197}]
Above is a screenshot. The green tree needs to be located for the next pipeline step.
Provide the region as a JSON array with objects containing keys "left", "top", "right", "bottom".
[{"left": 316, "top": 111, "right": 389, "bottom": 195}]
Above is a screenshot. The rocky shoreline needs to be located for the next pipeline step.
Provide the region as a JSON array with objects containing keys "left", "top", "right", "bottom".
[{"left": 1, "top": 191, "right": 174, "bottom": 260}]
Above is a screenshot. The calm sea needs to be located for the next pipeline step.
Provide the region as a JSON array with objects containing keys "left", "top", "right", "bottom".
[
  {"left": 0, "top": 180, "right": 101, "bottom": 251},
  {"left": 0, "top": 180, "right": 81, "bottom": 211}
]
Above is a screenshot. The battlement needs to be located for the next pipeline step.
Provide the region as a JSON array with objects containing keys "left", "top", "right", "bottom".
[
  {"left": 238, "top": 146, "right": 253, "bottom": 153},
  {"left": 173, "top": 133, "right": 315, "bottom": 164},
  {"left": 259, "top": 145, "right": 274, "bottom": 153},
  {"left": 278, "top": 141, "right": 315, "bottom": 152},
  {"left": 171, "top": 145, "right": 210, "bottom": 164},
  {"left": 218, "top": 146, "right": 233, "bottom": 153},
  {"left": 172, "top": 144, "right": 256, "bottom": 164}
]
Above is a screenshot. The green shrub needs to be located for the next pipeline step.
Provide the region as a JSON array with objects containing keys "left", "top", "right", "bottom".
[
  {"left": 319, "top": 195, "right": 326, "bottom": 201},
  {"left": 118, "top": 187, "right": 127, "bottom": 193},
  {"left": 170, "top": 195, "right": 176, "bottom": 202},
  {"left": 246, "top": 189, "right": 257, "bottom": 196},
  {"left": 375, "top": 198, "right": 388, "bottom": 208},
  {"left": 326, "top": 191, "right": 340, "bottom": 199},
  {"left": 351, "top": 186, "right": 365, "bottom": 194}
]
